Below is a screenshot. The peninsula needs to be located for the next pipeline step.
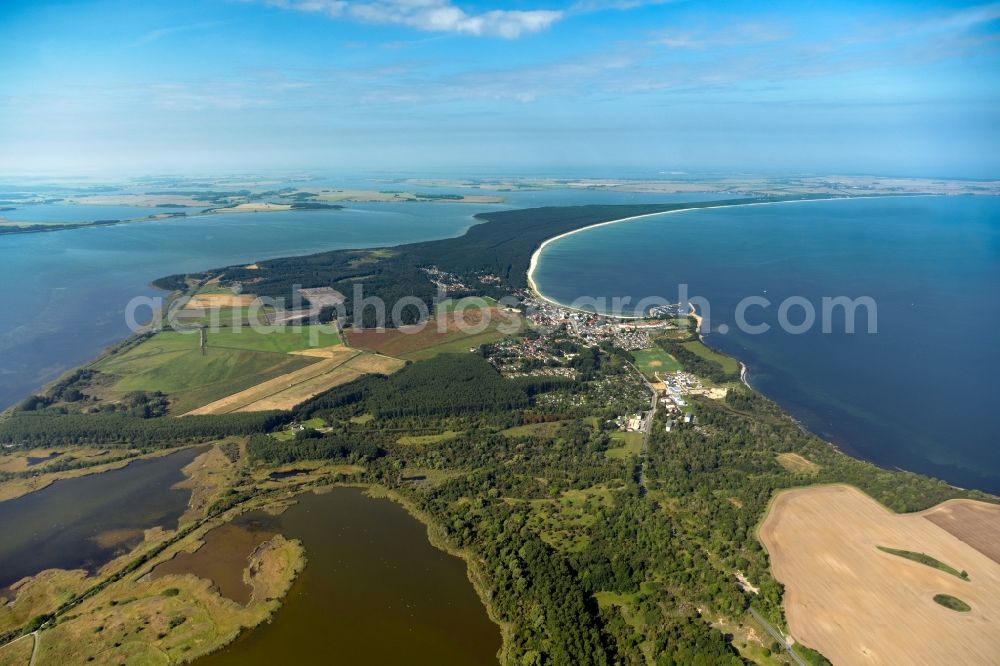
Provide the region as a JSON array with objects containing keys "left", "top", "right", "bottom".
[{"left": 1, "top": 199, "right": 998, "bottom": 666}]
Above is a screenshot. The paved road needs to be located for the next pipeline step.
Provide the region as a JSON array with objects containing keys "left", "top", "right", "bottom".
[
  {"left": 749, "top": 608, "right": 806, "bottom": 666},
  {"left": 629, "top": 362, "right": 658, "bottom": 495}
]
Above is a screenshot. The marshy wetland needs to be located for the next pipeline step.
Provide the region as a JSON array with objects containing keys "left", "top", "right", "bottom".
[
  {"left": 0, "top": 444, "right": 500, "bottom": 665},
  {"left": 0, "top": 446, "right": 205, "bottom": 594}
]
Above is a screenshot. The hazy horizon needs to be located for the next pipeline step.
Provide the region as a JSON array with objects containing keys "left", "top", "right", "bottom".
[{"left": 2, "top": 0, "right": 999, "bottom": 177}]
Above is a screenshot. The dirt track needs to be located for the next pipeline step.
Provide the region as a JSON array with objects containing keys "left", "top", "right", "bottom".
[{"left": 759, "top": 484, "right": 1000, "bottom": 665}]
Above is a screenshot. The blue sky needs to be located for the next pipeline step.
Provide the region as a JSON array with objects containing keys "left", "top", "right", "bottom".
[{"left": 1, "top": 0, "right": 998, "bottom": 176}]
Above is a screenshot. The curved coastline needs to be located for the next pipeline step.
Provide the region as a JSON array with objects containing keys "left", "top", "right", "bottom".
[
  {"left": 526, "top": 195, "right": 906, "bottom": 315},
  {"left": 525, "top": 195, "right": 926, "bottom": 383},
  {"left": 524, "top": 195, "right": 915, "bottom": 468}
]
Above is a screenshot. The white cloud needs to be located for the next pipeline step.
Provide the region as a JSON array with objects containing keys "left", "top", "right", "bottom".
[
  {"left": 570, "top": 0, "right": 674, "bottom": 12},
  {"left": 133, "top": 21, "right": 228, "bottom": 46},
  {"left": 262, "top": 0, "right": 563, "bottom": 38}
]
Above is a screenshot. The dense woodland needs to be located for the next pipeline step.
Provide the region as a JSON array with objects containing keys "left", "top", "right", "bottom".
[
  {"left": 0, "top": 411, "right": 286, "bottom": 447},
  {"left": 295, "top": 353, "right": 570, "bottom": 421}
]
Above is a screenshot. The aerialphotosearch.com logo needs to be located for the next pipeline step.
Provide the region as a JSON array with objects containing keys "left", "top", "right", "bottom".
[
  {"left": 559, "top": 285, "right": 878, "bottom": 336},
  {"left": 123, "top": 282, "right": 877, "bottom": 343}
]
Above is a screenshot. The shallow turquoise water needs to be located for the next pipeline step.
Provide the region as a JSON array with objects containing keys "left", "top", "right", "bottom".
[{"left": 532, "top": 196, "right": 1000, "bottom": 493}]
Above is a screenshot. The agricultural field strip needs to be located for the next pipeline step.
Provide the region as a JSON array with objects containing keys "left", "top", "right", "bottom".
[
  {"left": 185, "top": 351, "right": 361, "bottom": 415},
  {"left": 234, "top": 366, "right": 368, "bottom": 413}
]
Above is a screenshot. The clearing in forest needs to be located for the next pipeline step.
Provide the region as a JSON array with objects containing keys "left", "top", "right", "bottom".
[{"left": 630, "top": 347, "right": 681, "bottom": 377}]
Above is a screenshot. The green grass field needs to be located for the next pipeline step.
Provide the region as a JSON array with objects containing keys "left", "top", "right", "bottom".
[
  {"left": 207, "top": 325, "right": 341, "bottom": 353},
  {"left": 396, "top": 431, "right": 461, "bottom": 446},
  {"left": 95, "top": 331, "right": 317, "bottom": 413},
  {"left": 171, "top": 307, "right": 273, "bottom": 328},
  {"left": 631, "top": 348, "right": 681, "bottom": 377},
  {"left": 605, "top": 431, "right": 644, "bottom": 459},
  {"left": 681, "top": 340, "right": 740, "bottom": 375},
  {"left": 500, "top": 421, "right": 573, "bottom": 437},
  {"left": 435, "top": 296, "right": 498, "bottom": 315}
]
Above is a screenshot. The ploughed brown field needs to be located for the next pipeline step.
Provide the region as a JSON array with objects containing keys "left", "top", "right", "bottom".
[
  {"left": 346, "top": 308, "right": 519, "bottom": 359},
  {"left": 759, "top": 484, "right": 1000, "bottom": 666},
  {"left": 922, "top": 499, "right": 1000, "bottom": 565}
]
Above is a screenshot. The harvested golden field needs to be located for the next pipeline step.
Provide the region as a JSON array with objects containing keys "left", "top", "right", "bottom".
[
  {"left": 289, "top": 343, "right": 351, "bottom": 359},
  {"left": 184, "top": 352, "right": 358, "bottom": 414},
  {"left": 759, "top": 485, "right": 1000, "bottom": 665},
  {"left": 348, "top": 352, "right": 407, "bottom": 375},
  {"left": 185, "top": 351, "right": 404, "bottom": 414},
  {"left": 923, "top": 499, "right": 1000, "bottom": 564},
  {"left": 184, "top": 293, "right": 256, "bottom": 309}
]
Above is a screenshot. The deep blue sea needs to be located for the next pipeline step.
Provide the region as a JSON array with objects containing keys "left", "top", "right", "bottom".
[{"left": 532, "top": 196, "right": 1000, "bottom": 494}]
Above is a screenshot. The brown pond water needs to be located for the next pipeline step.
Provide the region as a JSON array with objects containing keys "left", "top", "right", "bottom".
[
  {"left": 150, "top": 515, "right": 277, "bottom": 605},
  {"left": 0, "top": 447, "right": 205, "bottom": 593},
  {"left": 197, "top": 487, "right": 501, "bottom": 665}
]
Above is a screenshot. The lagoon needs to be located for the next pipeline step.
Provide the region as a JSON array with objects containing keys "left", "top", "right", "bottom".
[
  {"left": 0, "top": 446, "right": 204, "bottom": 592},
  {"left": 198, "top": 488, "right": 501, "bottom": 665}
]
